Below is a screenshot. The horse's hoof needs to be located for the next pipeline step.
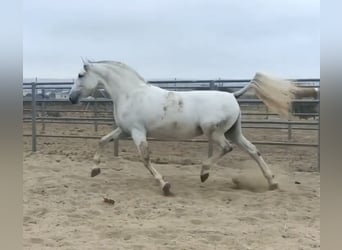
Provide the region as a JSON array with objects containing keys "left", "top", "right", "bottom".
[
  {"left": 91, "top": 168, "right": 101, "bottom": 177},
  {"left": 269, "top": 183, "right": 279, "bottom": 190},
  {"left": 162, "top": 182, "right": 171, "bottom": 196},
  {"left": 200, "top": 173, "right": 209, "bottom": 183}
]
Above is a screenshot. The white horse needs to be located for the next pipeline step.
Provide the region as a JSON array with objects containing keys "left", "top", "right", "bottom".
[{"left": 69, "top": 60, "right": 299, "bottom": 195}]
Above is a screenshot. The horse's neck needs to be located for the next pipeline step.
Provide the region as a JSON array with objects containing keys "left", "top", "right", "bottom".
[
  {"left": 92, "top": 64, "right": 147, "bottom": 103},
  {"left": 102, "top": 75, "right": 146, "bottom": 104}
]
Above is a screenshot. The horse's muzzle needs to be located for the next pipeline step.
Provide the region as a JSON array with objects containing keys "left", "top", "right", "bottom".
[{"left": 69, "top": 91, "right": 81, "bottom": 104}]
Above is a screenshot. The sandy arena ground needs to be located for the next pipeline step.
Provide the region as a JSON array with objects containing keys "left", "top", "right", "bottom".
[{"left": 23, "top": 123, "right": 320, "bottom": 250}]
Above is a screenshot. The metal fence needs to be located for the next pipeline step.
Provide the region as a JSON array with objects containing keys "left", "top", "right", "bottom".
[{"left": 23, "top": 78, "right": 320, "bottom": 170}]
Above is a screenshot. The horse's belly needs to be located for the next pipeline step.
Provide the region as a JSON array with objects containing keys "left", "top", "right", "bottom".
[{"left": 147, "top": 121, "right": 202, "bottom": 139}]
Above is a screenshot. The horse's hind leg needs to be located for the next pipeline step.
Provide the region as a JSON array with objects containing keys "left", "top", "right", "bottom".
[
  {"left": 200, "top": 131, "right": 233, "bottom": 182},
  {"left": 226, "top": 116, "right": 278, "bottom": 190},
  {"left": 91, "top": 127, "right": 123, "bottom": 177},
  {"left": 131, "top": 129, "right": 171, "bottom": 196}
]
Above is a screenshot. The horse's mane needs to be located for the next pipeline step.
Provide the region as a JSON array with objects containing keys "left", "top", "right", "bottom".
[{"left": 89, "top": 60, "right": 146, "bottom": 83}]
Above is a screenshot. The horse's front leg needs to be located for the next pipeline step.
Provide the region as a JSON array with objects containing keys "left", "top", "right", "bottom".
[
  {"left": 91, "top": 127, "right": 123, "bottom": 177},
  {"left": 131, "top": 129, "right": 171, "bottom": 196}
]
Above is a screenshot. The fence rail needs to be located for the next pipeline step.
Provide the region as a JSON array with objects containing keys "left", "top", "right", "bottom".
[{"left": 23, "top": 78, "right": 320, "bottom": 171}]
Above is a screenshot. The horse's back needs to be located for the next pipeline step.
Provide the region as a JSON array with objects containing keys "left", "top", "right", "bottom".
[{"left": 179, "top": 90, "right": 240, "bottom": 117}]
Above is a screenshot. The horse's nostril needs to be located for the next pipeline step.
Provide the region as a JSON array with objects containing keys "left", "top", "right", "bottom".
[{"left": 69, "top": 96, "right": 76, "bottom": 104}]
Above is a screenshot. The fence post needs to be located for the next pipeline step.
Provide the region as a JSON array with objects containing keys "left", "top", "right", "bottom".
[
  {"left": 94, "top": 99, "right": 98, "bottom": 132},
  {"left": 317, "top": 88, "right": 320, "bottom": 172},
  {"left": 287, "top": 121, "right": 292, "bottom": 141},
  {"left": 113, "top": 121, "right": 119, "bottom": 157},
  {"left": 114, "top": 138, "right": 119, "bottom": 157},
  {"left": 41, "top": 88, "right": 46, "bottom": 132},
  {"left": 31, "top": 79, "right": 37, "bottom": 152},
  {"left": 209, "top": 81, "right": 215, "bottom": 90},
  {"left": 208, "top": 139, "right": 213, "bottom": 158}
]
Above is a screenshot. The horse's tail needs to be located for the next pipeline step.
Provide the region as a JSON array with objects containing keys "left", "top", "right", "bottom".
[
  {"left": 233, "top": 84, "right": 251, "bottom": 98},
  {"left": 233, "top": 72, "right": 301, "bottom": 119}
]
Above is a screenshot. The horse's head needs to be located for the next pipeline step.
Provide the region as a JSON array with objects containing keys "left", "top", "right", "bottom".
[{"left": 69, "top": 61, "right": 99, "bottom": 104}]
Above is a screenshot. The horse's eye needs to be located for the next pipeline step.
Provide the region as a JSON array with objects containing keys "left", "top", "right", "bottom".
[{"left": 78, "top": 73, "right": 84, "bottom": 78}]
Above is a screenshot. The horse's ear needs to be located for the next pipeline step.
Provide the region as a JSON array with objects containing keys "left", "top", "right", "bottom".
[
  {"left": 81, "top": 57, "right": 91, "bottom": 71},
  {"left": 81, "top": 57, "right": 87, "bottom": 65},
  {"left": 83, "top": 63, "right": 89, "bottom": 71}
]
